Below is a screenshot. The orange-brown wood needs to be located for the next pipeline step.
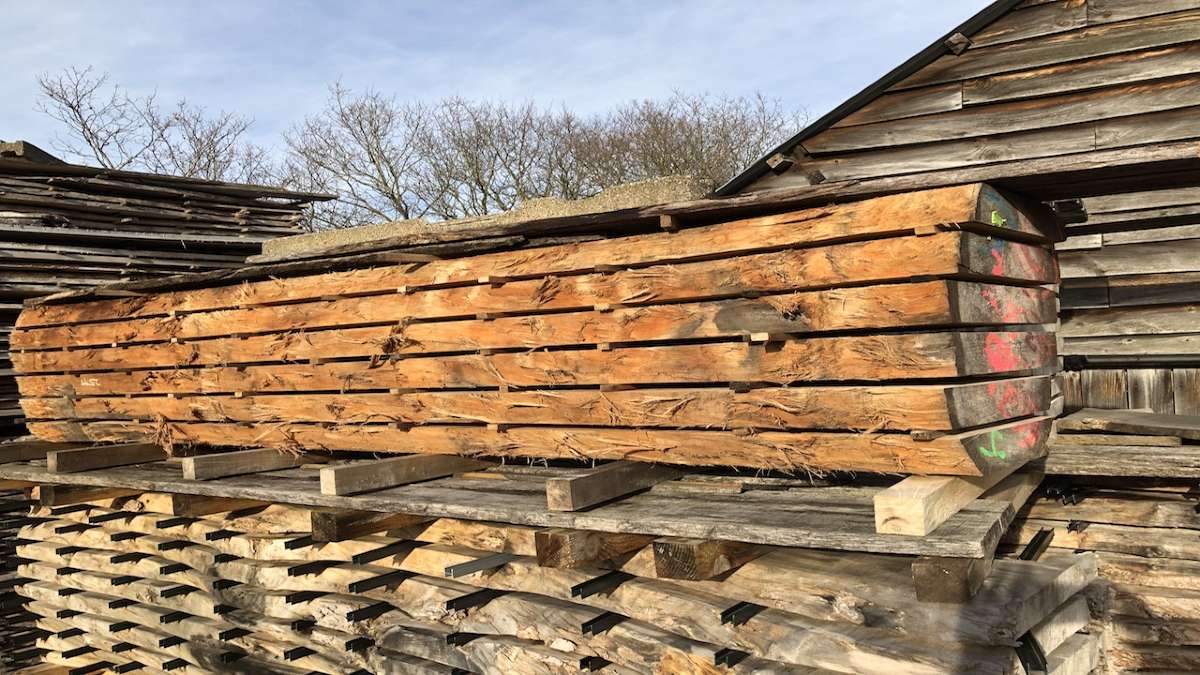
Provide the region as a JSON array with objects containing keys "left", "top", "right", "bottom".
[
  {"left": 15, "top": 183, "right": 1046, "bottom": 330},
  {"left": 19, "top": 376, "right": 1052, "bottom": 432},
  {"left": 10, "top": 232, "right": 1055, "bottom": 350},
  {"left": 11, "top": 281, "right": 1055, "bottom": 371},
  {"left": 16, "top": 331, "right": 1057, "bottom": 397},
  {"left": 26, "top": 415, "right": 1052, "bottom": 476}
]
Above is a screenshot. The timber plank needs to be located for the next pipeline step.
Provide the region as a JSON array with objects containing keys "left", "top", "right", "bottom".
[
  {"left": 0, "top": 439, "right": 87, "bottom": 464},
  {"left": 969, "top": 0, "right": 1087, "bottom": 48},
  {"left": 872, "top": 462, "right": 1021, "bottom": 536},
  {"left": 1044, "top": 443, "right": 1200, "bottom": 477},
  {"left": 833, "top": 82, "right": 963, "bottom": 128},
  {"left": 1052, "top": 433, "right": 1181, "bottom": 446},
  {"left": 320, "top": 455, "right": 490, "bottom": 496},
  {"left": 180, "top": 447, "right": 324, "bottom": 481},
  {"left": 1060, "top": 239, "right": 1200, "bottom": 278},
  {"left": 20, "top": 376, "right": 1054, "bottom": 433},
  {"left": 47, "top": 442, "right": 165, "bottom": 473},
  {"left": 310, "top": 508, "right": 430, "bottom": 542},
  {"left": 13, "top": 184, "right": 1053, "bottom": 329},
  {"left": 1088, "top": 0, "right": 1200, "bottom": 25},
  {"left": 1062, "top": 304, "right": 1200, "bottom": 338},
  {"left": 9, "top": 234, "right": 1056, "bottom": 351},
  {"left": 1174, "top": 369, "right": 1200, "bottom": 415},
  {"left": 16, "top": 331, "right": 1059, "bottom": 397},
  {"left": 963, "top": 43, "right": 1200, "bottom": 106},
  {"left": 809, "top": 75, "right": 1200, "bottom": 154},
  {"left": 546, "top": 461, "right": 683, "bottom": 511},
  {"left": 651, "top": 538, "right": 767, "bottom": 580},
  {"left": 26, "top": 416, "right": 1053, "bottom": 476},
  {"left": 1057, "top": 408, "right": 1200, "bottom": 440},
  {"left": 534, "top": 528, "right": 654, "bottom": 567},
  {"left": 893, "top": 9, "right": 1200, "bottom": 89},
  {"left": 9, "top": 281, "right": 1057, "bottom": 367}
]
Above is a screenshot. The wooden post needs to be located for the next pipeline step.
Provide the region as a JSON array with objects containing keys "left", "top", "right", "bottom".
[
  {"left": 319, "top": 455, "right": 489, "bottom": 496},
  {"left": 181, "top": 448, "right": 323, "bottom": 481},
  {"left": 545, "top": 461, "right": 682, "bottom": 511},
  {"left": 310, "top": 508, "right": 430, "bottom": 542},
  {"left": 48, "top": 443, "right": 166, "bottom": 474}
]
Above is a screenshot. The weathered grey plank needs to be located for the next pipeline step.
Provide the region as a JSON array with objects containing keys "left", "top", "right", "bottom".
[
  {"left": 811, "top": 76, "right": 1200, "bottom": 153},
  {"left": 1057, "top": 407, "right": 1200, "bottom": 440},
  {"left": 0, "top": 460, "right": 1010, "bottom": 557},
  {"left": 964, "top": 43, "right": 1200, "bottom": 106},
  {"left": 895, "top": 9, "right": 1200, "bottom": 89}
]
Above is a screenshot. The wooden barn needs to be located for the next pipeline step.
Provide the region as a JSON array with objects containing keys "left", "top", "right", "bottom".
[{"left": 718, "top": 0, "right": 1200, "bottom": 416}]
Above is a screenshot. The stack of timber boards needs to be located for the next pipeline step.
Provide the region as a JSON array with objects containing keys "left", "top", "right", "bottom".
[
  {"left": 12, "top": 184, "right": 1060, "bottom": 506},
  {"left": 0, "top": 141, "right": 329, "bottom": 440},
  {"left": 1044, "top": 408, "right": 1200, "bottom": 478},
  {"left": 1, "top": 484, "right": 43, "bottom": 672},
  {"left": 1059, "top": 187, "right": 1200, "bottom": 415},
  {"left": 1006, "top": 409, "right": 1200, "bottom": 672},
  {"left": 11, "top": 491, "right": 1100, "bottom": 675}
]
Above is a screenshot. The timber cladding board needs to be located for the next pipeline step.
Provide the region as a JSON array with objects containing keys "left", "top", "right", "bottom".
[
  {"left": 10, "top": 183, "right": 1059, "bottom": 475},
  {"left": 745, "top": 3, "right": 1200, "bottom": 193}
]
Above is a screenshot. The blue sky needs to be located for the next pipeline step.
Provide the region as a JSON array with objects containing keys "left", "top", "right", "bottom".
[{"left": 3, "top": 0, "right": 993, "bottom": 158}]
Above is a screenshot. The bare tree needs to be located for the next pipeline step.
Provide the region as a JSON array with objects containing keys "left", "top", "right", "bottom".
[
  {"left": 36, "top": 67, "right": 157, "bottom": 170},
  {"left": 286, "top": 89, "right": 803, "bottom": 229},
  {"left": 282, "top": 85, "right": 432, "bottom": 230},
  {"left": 39, "top": 68, "right": 805, "bottom": 229},
  {"left": 36, "top": 67, "right": 272, "bottom": 183}
]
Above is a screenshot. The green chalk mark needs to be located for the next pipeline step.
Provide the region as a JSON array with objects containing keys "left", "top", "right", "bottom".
[{"left": 979, "top": 429, "right": 1007, "bottom": 460}]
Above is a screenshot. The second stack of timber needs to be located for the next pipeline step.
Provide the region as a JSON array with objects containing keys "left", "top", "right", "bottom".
[
  {"left": 0, "top": 140, "right": 330, "bottom": 439},
  {"left": 13, "top": 183, "right": 1060, "bottom": 493},
  {"left": 1008, "top": 408, "right": 1200, "bottom": 672},
  {"left": 16, "top": 491, "right": 1100, "bottom": 674}
]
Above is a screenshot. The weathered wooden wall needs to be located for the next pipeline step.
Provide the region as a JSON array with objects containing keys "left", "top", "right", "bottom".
[
  {"left": 744, "top": 1, "right": 1200, "bottom": 196},
  {"left": 1059, "top": 188, "right": 1200, "bottom": 413}
]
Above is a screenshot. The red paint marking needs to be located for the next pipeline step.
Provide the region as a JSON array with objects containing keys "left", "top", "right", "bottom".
[
  {"left": 990, "top": 247, "right": 1006, "bottom": 277},
  {"left": 979, "top": 286, "right": 1031, "bottom": 323},
  {"left": 988, "top": 380, "right": 1038, "bottom": 417},
  {"left": 984, "top": 332, "right": 1023, "bottom": 372}
]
